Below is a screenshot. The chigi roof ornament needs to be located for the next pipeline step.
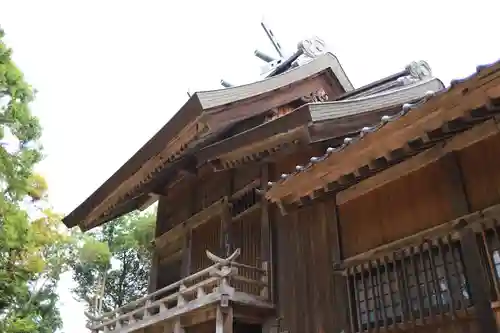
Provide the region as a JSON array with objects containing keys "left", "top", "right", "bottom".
[
  {"left": 220, "top": 20, "right": 332, "bottom": 88},
  {"left": 406, "top": 60, "right": 433, "bottom": 80}
]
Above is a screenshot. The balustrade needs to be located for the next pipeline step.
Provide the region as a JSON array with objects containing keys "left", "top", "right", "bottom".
[{"left": 85, "top": 248, "right": 271, "bottom": 333}]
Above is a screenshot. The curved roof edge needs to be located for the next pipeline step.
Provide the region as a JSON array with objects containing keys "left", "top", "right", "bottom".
[{"left": 197, "top": 52, "right": 354, "bottom": 110}]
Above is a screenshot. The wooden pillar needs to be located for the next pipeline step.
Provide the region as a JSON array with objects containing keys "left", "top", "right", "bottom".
[
  {"left": 148, "top": 252, "right": 159, "bottom": 293},
  {"left": 460, "top": 228, "right": 497, "bottom": 332},
  {"left": 220, "top": 198, "right": 232, "bottom": 257},
  {"left": 260, "top": 163, "right": 272, "bottom": 301},
  {"left": 260, "top": 164, "right": 271, "bottom": 263},
  {"left": 181, "top": 229, "right": 192, "bottom": 277},
  {"left": 323, "top": 196, "right": 350, "bottom": 333},
  {"left": 220, "top": 170, "right": 234, "bottom": 257},
  {"left": 216, "top": 305, "right": 233, "bottom": 333},
  {"left": 445, "top": 152, "right": 496, "bottom": 332}
]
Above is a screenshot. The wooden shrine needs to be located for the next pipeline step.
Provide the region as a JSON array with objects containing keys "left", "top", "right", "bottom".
[{"left": 62, "top": 43, "right": 500, "bottom": 333}]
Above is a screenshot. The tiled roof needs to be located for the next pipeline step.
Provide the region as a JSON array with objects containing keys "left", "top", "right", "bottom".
[{"left": 265, "top": 58, "right": 500, "bottom": 203}]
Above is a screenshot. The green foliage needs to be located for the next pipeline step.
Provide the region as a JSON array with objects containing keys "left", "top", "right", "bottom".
[
  {"left": 71, "top": 211, "right": 155, "bottom": 315},
  {"left": 0, "top": 27, "right": 70, "bottom": 333}
]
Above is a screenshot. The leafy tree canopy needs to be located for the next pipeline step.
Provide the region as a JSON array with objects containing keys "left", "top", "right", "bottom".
[
  {"left": 71, "top": 211, "right": 155, "bottom": 317},
  {"left": 0, "top": 27, "right": 72, "bottom": 333}
]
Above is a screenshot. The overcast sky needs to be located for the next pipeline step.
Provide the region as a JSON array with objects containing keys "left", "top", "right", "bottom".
[{"left": 1, "top": 0, "right": 499, "bottom": 332}]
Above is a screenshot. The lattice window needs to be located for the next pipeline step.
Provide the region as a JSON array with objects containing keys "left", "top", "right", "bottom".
[{"left": 348, "top": 240, "right": 471, "bottom": 332}]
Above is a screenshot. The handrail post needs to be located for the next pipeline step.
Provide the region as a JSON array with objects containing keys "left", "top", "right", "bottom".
[
  {"left": 260, "top": 261, "right": 269, "bottom": 300},
  {"left": 177, "top": 282, "right": 187, "bottom": 307}
]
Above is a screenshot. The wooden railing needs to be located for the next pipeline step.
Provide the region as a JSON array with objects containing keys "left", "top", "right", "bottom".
[{"left": 85, "top": 248, "right": 271, "bottom": 333}]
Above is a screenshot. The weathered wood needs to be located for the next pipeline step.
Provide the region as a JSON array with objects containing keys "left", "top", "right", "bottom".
[
  {"left": 204, "top": 75, "right": 329, "bottom": 129},
  {"left": 155, "top": 198, "right": 227, "bottom": 250},
  {"left": 218, "top": 126, "right": 309, "bottom": 167},
  {"left": 159, "top": 249, "right": 183, "bottom": 266},
  {"left": 231, "top": 202, "right": 261, "bottom": 223},
  {"left": 267, "top": 69, "right": 500, "bottom": 203},
  {"left": 442, "top": 152, "right": 470, "bottom": 216},
  {"left": 321, "top": 198, "right": 349, "bottom": 333},
  {"left": 260, "top": 164, "right": 271, "bottom": 263},
  {"left": 221, "top": 200, "right": 232, "bottom": 257},
  {"left": 339, "top": 202, "right": 500, "bottom": 269},
  {"left": 181, "top": 230, "right": 192, "bottom": 277},
  {"left": 322, "top": 200, "right": 341, "bottom": 263},
  {"left": 215, "top": 305, "right": 233, "bottom": 333},
  {"left": 148, "top": 253, "right": 159, "bottom": 293},
  {"left": 230, "top": 180, "right": 260, "bottom": 201},
  {"left": 85, "top": 122, "right": 202, "bottom": 228},
  {"left": 460, "top": 228, "right": 497, "bottom": 333},
  {"left": 337, "top": 119, "right": 500, "bottom": 205},
  {"left": 197, "top": 107, "right": 312, "bottom": 164}
]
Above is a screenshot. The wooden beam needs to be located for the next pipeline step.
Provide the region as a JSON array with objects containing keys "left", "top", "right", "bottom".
[
  {"left": 158, "top": 249, "right": 183, "bottom": 266},
  {"left": 460, "top": 228, "right": 497, "bottom": 333},
  {"left": 85, "top": 122, "right": 201, "bottom": 226},
  {"left": 337, "top": 119, "right": 500, "bottom": 205},
  {"left": 197, "top": 107, "right": 311, "bottom": 164},
  {"left": 218, "top": 126, "right": 310, "bottom": 167},
  {"left": 155, "top": 198, "right": 227, "bottom": 251},
  {"left": 267, "top": 70, "right": 500, "bottom": 203}
]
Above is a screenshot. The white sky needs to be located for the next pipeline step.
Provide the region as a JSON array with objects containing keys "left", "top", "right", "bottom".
[{"left": 1, "top": 0, "right": 499, "bottom": 332}]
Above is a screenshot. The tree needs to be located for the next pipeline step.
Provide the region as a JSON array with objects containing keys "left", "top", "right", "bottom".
[
  {"left": 71, "top": 211, "right": 155, "bottom": 316},
  {"left": 0, "top": 27, "right": 72, "bottom": 333}
]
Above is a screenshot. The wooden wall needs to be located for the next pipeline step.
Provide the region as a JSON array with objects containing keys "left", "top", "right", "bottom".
[
  {"left": 338, "top": 158, "right": 459, "bottom": 258},
  {"left": 275, "top": 201, "right": 347, "bottom": 333},
  {"left": 154, "top": 162, "right": 264, "bottom": 289},
  {"left": 337, "top": 131, "right": 500, "bottom": 260},
  {"left": 459, "top": 132, "right": 500, "bottom": 212}
]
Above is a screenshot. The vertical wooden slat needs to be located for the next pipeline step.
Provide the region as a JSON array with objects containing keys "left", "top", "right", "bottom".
[
  {"left": 484, "top": 223, "right": 500, "bottom": 300},
  {"left": 367, "top": 261, "right": 380, "bottom": 332},
  {"left": 352, "top": 267, "right": 364, "bottom": 333},
  {"left": 393, "top": 254, "right": 407, "bottom": 330},
  {"left": 427, "top": 239, "right": 445, "bottom": 322},
  {"left": 418, "top": 243, "right": 435, "bottom": 324},
  {"left": 399, "top": 250, "right": 415, "bottom": 330},
  {"left": 383, "top": 256, "right": 397, "bottom": 331},
  {"left": 460, "top": 227, "right": 497, "bottom": 333},
  {"left": 360, "top": 264, "right": 372, "bottom": 333},
  {"left": 409, "top": 246, "right": 425, "bottom": 323},
  {"left": 447, "top": 235, "right": 468, "bottom": 314},
  {"left": 346, "top": 274, "right": 357, "bottom": 333},
  {"left": 437, "top": 238, "right": 456, "bottom": 319},
  {"left": 375, "top": 259, "right": 388, "bottom": 330}
]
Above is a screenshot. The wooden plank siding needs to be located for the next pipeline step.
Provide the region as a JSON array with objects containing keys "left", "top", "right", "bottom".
[
  {"left": 330, "top": 129, "right": 500, "bottom": 332},
  {"left": 338, "top": 158, "right": 460, "bottom": 258},
  {"left": 275, "top": 202, "right": 343, "bottom": 333},
  {"left": 459, "top": 131, "right": 500, "bottom": 212}
]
